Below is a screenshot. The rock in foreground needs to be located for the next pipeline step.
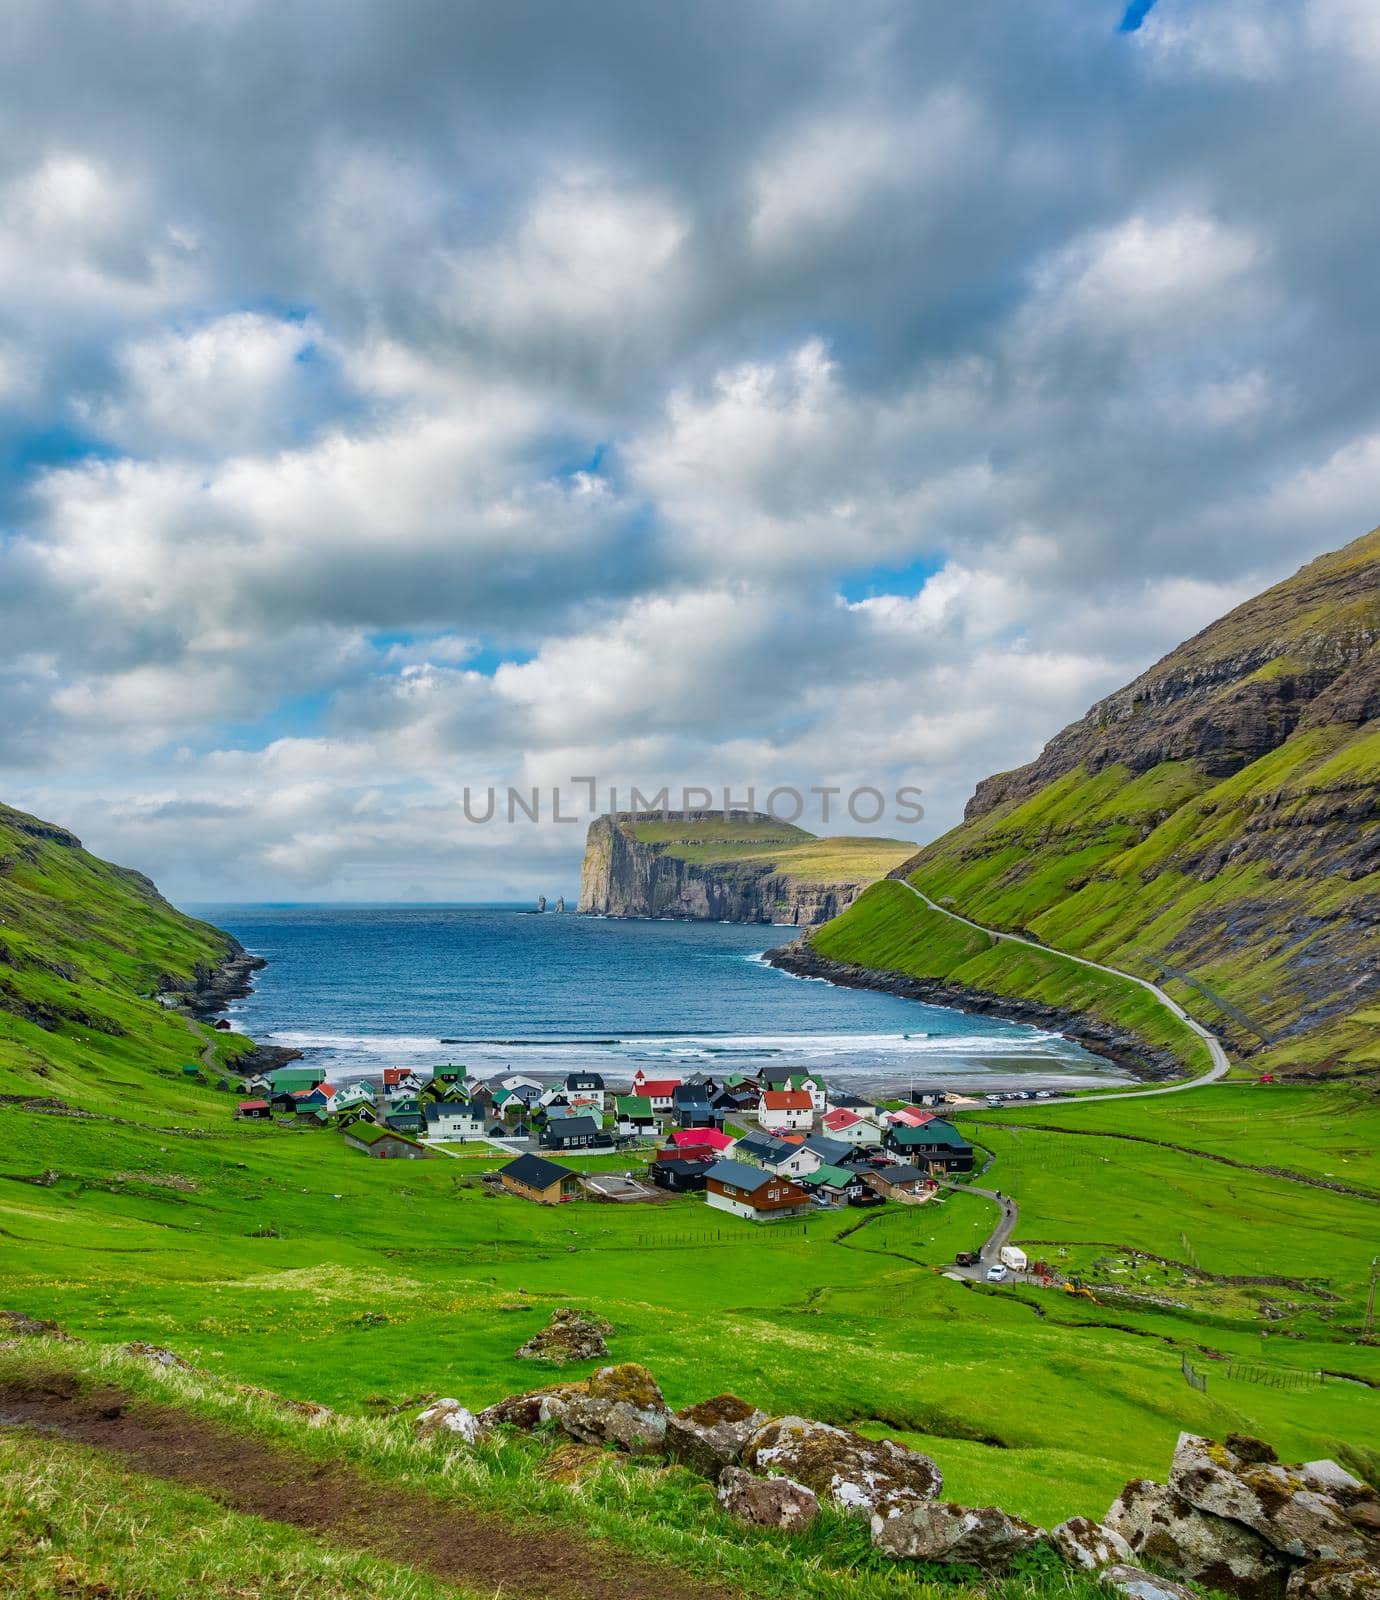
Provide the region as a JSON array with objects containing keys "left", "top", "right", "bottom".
[
  {"left": 540, "top": 1362, "right": 669, "bottom": 1453},
  {"left": 1050, "top": 1515, "right": 1134, "bottom": 1571},
  {"left": 745, "top": 1415, "right": 942, "bottom": 1519},
  {"left": 717, "top": 1466, "right": 820, "bottom": 1530},
  {"left": 665, "top": 1394, "right": 769, "bottom": 1476},
  {"left": 415, "top": 1398, "right": 481, "bottom": 1444},
  {"left": 1106, "top": 1475, "right": 1293, "bottom": 1599},
  {"left": 871, "top": 1501, "right": 1043, "bottom": 1567}
]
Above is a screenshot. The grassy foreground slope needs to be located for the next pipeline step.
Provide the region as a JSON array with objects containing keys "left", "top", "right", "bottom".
[
  {"left": 0, "top": 802, "right": 255, "bottom": 1116},
  {"left": 811, "top": 527, "right": 1380, "bottom": 1079}
]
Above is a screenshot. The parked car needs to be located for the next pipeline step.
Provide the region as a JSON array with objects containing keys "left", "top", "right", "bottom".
[
  {"left": 985, "top": 1264, "right": 1009, "bottom": 1282},
  {"left": 955, "top": 1250, "right": 980, "bottom": 1267}
]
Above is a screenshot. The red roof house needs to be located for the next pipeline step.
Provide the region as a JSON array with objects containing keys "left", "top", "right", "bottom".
[{"left": 671, "top": 1127, "right": 734, "bottom": 1152}]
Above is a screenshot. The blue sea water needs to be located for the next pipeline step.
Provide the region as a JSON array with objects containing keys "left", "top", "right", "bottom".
[{"left": 194, "top": 904, "right": 1131, "bottom": 1095}]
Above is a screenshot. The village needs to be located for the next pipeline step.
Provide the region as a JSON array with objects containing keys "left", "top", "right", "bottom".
[{"left": 234, "top": 1061, "right": 989, "bottom": 1223}]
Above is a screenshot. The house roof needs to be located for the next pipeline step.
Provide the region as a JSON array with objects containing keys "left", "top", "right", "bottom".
[
  {"left": 565, "top": 1072, "right": 604, "bottom": 1090},
  {"left": 803, "top": 1134, "right": 852, "bottom": 1165},
  {"left": 671, "top": 1127, "right": 733, "bottom": 1150},
  {"left": 807, "top": 1163, "right": 857, "bottom": 1188},
  {"left": 874, "top": 1163, "right": 927, "bottom": 1185},
  {"left": 828, "top": 1091, "right": 872, "bottom": 1109},
  {"left": 633, "top": 1077, "right": 682, "bottom": 1097},
  {"left": 501, "top": 1152, "right": 574, "bottom": 1190},
  {"left": 615, "top": 1095, "right": 655, "bottom": 1117},
  {"left": 889, "top": 1107, "right": 935, "bottom": 1127},
  {"left": 703, "top": 1158, "right": 777, "bottom": 1193},
  {"left": 734, "top": 1131, "right": 791, "bottom": 1160},
  {"left": 658, "top": 1158, "right": 708, "bottom": 1176},
  {"left": 822, "top": 1108, "right": 863, "bottom": 1131},
  {"left": 544, "top": 1114, "right": 600, "bottom": 1140},
  {"left": 236, "top": 1098, "right": 269, "bottom": 1110},
  {"left": 890, "top": 1118, "right": 969, "bottom": 1147},
  {"left": 762, "top": 1089, "right": 812, "bottom": 1111}
]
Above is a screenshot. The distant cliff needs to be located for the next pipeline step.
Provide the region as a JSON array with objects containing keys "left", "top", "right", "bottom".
[{"left": 577, "top": 811, "right": 914, "bottom": 924}]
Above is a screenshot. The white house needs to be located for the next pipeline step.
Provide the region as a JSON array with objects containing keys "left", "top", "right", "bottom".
[
  {"left": 758, "top": 1142, "right": 823, "bottom": 1181},
  {"left": 563, "top": 1071, "right": 607, "bottom": 1111},
  {"left": 820, "top": 1108, "right": 882, "bottom": 1146},
  {"left": 422, "top": 1100, "right": 487, "bottom": 1141},
  {"left": 764, "top": 1072, "right": 828, "bottom": 1113},
  {"left": 757, "top": 1089, "right": 813, "bottom": 1133}
]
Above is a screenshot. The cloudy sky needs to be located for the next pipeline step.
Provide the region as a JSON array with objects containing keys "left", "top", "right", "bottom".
[{"left": 2, "top": 0, "right": 1379, "bottom": 903}]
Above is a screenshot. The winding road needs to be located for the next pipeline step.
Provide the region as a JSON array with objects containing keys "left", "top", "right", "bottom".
[
  {"left": 890, "top": 879, "right": 1232, "bottom": 1274},
  {"left": 894, "top": 879, "right": 1231, "bottom": 1101}
]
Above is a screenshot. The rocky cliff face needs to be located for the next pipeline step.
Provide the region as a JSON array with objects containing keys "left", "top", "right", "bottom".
[
  {"left": 577, "top": 812, "right": 878, "bottom": 924},
  {"left": 968, "top": 531, "right": 1380, "bottom": 819}
]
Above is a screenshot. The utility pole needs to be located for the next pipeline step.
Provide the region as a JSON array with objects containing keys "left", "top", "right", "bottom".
[{"left": 1364, "top": 1256, "right": 1378, "bottom": 1343}]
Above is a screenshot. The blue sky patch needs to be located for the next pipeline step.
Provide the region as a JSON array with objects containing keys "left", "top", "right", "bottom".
[{"left": 839, "top": 554, "right": 946, "bottom": 604}]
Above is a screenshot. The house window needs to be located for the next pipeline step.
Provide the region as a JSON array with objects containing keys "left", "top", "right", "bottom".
[{"left": 768, "top": 1188, "right": 779, "bottom": 1200}]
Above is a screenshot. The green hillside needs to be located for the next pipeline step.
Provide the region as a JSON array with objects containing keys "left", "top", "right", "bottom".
[
  {"left": 0, "top": 801, "right": 255, "bottom": 1116},
  {"left": 810, "top": 527, "right": 1380, "bottom": 1082}
]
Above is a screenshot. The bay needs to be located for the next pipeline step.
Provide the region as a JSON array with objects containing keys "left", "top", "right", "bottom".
[{"left": 194, "top": 904, "right": 1132, "bottom": 1095}]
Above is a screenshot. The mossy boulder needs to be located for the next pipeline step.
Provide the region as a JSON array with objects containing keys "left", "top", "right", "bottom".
[
  {"left": 665, "top": 1394, "right": 769, "bottom": 1476},
  {"left": 1107, "top": 1476, "right": 1293, "bottom": 1599},
  {"left": 1287, "top": 1558, "right": 1380, "bottom": 1599},
  {"left": 870, "top": 1500, "right": 1043, "bottom": 1567},
  {"left": 514, "top": 1306, "right": 612, "bottom": 1365},
  {"left": 1170, "top": 1433, "right": 1372, "bottom": 1565},
  {"left": 743, "top": 1415, "right": 942, "bottom": 1519},
  {"left": 1051, "top": 1515, "right": 1134, "bottom": 1572},
  {"left": 717, "top": 1465, "right": 819, "bottom": 1531},
  {"left": 540, "top": 1363, "right": 668, "bottom": 1453}
]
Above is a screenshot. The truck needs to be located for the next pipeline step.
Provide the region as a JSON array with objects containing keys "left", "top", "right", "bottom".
[{"left": 999, "top": 1245, "right": 1028, "bottom": 1272}]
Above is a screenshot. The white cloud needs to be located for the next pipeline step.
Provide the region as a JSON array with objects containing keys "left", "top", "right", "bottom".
[
  {"left": 79, "top": 312, "right": 328, "bottom": 455},
  {"left": 1025, "top": 210, "right": 1266, "bottom": 341}
]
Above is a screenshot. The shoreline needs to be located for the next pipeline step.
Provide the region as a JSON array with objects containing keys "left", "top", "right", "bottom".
[{"left": 762, "top": 934, "right": 1182, "bottom": 1085}]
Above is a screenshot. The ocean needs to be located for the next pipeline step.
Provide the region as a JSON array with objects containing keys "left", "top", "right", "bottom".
[{"left": 195, "top": 904, "right": 1132, "bottom": 1095}]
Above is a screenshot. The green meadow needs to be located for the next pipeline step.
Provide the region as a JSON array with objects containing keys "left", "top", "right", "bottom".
[{"left": 4, "top": 1061, "right": 1377, "bottom": 1529}]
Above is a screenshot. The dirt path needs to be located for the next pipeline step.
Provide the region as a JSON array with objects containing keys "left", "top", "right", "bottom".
[
  {"left": 183, "top": 1013, "right": 219, "bottom": 1071},
  {"left": 0, "top": 1371, "right": 736, "bottom": 1600},
  {"left": 895, "top": 879, "right": 1231, "bottom": 1094}
]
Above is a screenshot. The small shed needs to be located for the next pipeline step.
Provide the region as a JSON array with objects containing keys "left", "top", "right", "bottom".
[{"left": 344, "top": 1123, "right": 432, "bottom": 1160}]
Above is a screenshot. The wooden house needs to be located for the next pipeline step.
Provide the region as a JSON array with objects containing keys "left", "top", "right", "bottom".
[
  {"left": 499, "top": 1152, "right": 579, "bottom": 1205},
  {"left": 703, "top": 1158, "right": 811, "bottom": 1222}
]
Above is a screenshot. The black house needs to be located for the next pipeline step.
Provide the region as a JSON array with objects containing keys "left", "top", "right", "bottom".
[
  {"left": 539, "top": 1114, "right": 603, "bottom": 1152},
  {"left": 564, "top": 1071, "right": 605, "bottom": 1095},
  {"left": 651, "top": 1158, "right": 708, "bottom": 1193}
]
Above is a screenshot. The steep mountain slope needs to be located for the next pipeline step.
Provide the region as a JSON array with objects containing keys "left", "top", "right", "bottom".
[
  {"left": 577, "top": 810, "right": 914, "bottom": 922},
  {"left": 794, "top": 527, "right": 1380, "bottom": 1080},
  {"left": 0, "top": 801, "right": 258, "bottom": 1112}
]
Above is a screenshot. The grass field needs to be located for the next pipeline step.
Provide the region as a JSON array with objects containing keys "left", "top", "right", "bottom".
[
  {"left": 3, "top": 1068, "right": 1377, "bottom": 1530},
  {"left": 627, "top": 815, "right": 916, "bottom": 884}
]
